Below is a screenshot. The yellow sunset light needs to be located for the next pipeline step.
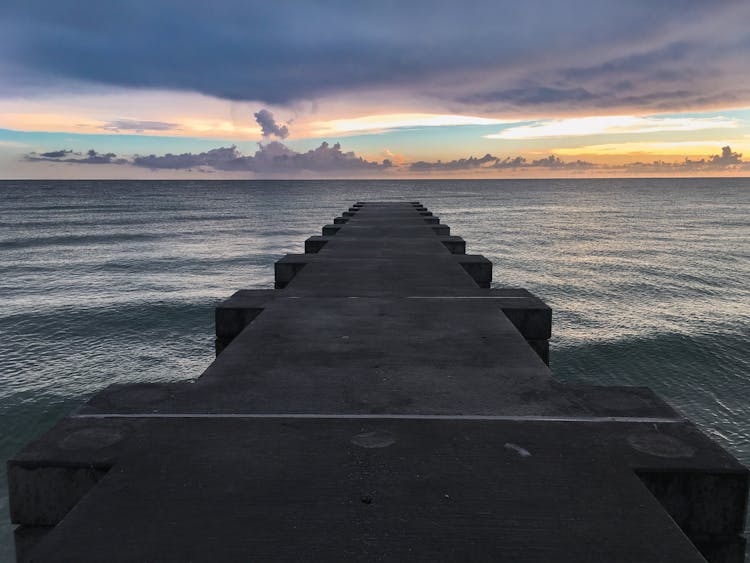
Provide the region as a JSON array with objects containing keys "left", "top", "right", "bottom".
[
  {"left": 314, "top": 113, "right": 512, "bottom": 136},
  {"left": 486, "top": 115, "right": 738, "bottom": 140},
  {"left": 552, "top": 139, "right": 750, "bottom": 156}
]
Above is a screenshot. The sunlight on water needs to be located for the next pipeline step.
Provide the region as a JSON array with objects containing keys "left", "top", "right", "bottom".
[{"left": 0, "top": 179, "right": 748, "bottom": 560}]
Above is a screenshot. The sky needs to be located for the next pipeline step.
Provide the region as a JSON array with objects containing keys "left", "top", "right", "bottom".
[{"left": 1, "top": 0, "right": 750, "bottom": 178}]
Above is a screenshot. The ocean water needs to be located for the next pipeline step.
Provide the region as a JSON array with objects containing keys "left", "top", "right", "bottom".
[{"left": 1, "top": 178, "right": 748, "bottom": 560}]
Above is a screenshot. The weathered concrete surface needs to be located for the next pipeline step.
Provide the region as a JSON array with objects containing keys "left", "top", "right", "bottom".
[
  {"left": 8, "top": 201, "right": 748, "bottom": 562},
  {"left": 12, "top": 418, "right": 746, "bottom": 563}
]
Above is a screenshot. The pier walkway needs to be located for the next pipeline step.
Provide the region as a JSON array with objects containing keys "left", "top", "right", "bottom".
[{"left": 8, "top": 202, "right": 748, "bottom": 562}]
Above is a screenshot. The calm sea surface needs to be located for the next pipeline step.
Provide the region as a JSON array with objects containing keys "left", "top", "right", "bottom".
[{"left": 1, "top": 179, "right": 749, "bottom": 559}]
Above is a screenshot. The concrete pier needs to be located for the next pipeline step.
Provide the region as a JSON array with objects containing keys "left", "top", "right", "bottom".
[{"left": 8, "top": 202, "right": 748, "bottom": 562}]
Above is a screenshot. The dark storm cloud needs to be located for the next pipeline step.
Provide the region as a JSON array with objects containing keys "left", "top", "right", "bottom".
[
  {"left": 254, "top": 109, "right": 289, "bottom": 139},
  {"left": 131, "top": 142, "right": 391, "bottom": 173},
  {"left": 460, "top": 34, "right": 750, "bottom": 113},
  {"left": 562, "top": 42, "right": 692, "bottom": 83},
  {"left": 1, "top": 0, "right": 748, "bottom": 111},
  {"left": 460, "top": 87, "right": 599, "bottom": 106},
  {"left": 25, "top": 149, "right": 127, "bottom": 164}
]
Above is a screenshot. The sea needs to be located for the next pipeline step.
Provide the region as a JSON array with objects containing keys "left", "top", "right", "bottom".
[{"left": 1, "top": 178, "right": 748, "bottom": 560}]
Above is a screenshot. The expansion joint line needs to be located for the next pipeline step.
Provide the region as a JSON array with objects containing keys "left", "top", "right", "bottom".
[{"left": 72, "top": 413, "right": 684, "bottom": 423}]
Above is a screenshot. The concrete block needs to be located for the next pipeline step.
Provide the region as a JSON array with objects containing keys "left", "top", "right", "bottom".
[
  {"left": 215, "top": 303, "right": 265, "bottom": 339},
  {"left": 692, "top": 537, "right": 746, "bottom": 563},
  {"left": 637, "top": 470, "right": 749, "bottom": 562},
  {"left": 495, "top": 290, "right": 552, "bottom": 340},
  {"left": 215, "top": 290, "right": 274, "bottom": 354},
  {"left": 9, "top": 465, "right": 109, "bottom": 526},
  {"left": 526, "top": 339, "right": 549, "bottom": 365},
  {"left": 333, "top": 217, "right": 348, "bottom": 224},
  {"left": 432, "top": 225, "right": 450, "bottom": 236},
  {"left": 458, "top": 255, "right": 492, "bottom": 288},
  {"left": 322, "top": 224, "right": 340, "bottom": 236},
  {"left": 274, "top": 255, "right": 307, "bottom": 288},
  {"left": 305, "top": 236, "right": 329, "bottom": 254},
  {"left": 8, "top": 417, "right": 135, "bottom": 528},
  {"left": 14, "top": 526, "right": 52, "bottom": 563},
  {"left": 423, "top": 216, "right": 439, "bottom": 224},
  {"left": 439, "top": 236, "right": 466, "bottom": 254}
]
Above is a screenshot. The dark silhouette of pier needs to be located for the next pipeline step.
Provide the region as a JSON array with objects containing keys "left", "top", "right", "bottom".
[{"left": 8, "top": 202, "right": 748, "bottom": 562}]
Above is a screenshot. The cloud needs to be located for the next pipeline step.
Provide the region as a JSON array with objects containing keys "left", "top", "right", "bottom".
[
  {"left": 623, "top": 145, "right": 748, "bottom": 172},
  {"left": 382, "top": 148, "right": 406, "bottom": 166},
  {"left": 131, "top": 141, "right": 391, "bottom": 173},
  {"left": 410, "top": 153, "right": 497, "bottom": 172},
  {"left": 410, "top": 153, "right": 594, "bottom": 171},
  {"left": 132, "top": 146, "right": 242, "bottom": 170},
  {"left": 486, "top": 115, "right": 738, "bottom": 140},
  {"left": 250, "top": 141, "right": 391, "bottom": 172},
  {"left": 23, "top": 143, "right": 748, "bottom": 176},
  {"left": 527, "top": 155, "right": 595, "bottom": 169},
  {"left": 316, "top": 113, "right": 512, "bottom": 136},
  {"left": 24, "top": 141, "right": 391, "bottom": 173},
  {"left": 39, "top": 149, "right": 73, "bottom": 158},
  {"left": 100, "top": 119, "right": 180, "bottom": 133},
  {"left": 491, "top": 156, "right": 528, "bottom": 169},
  {"left": 1, "top": 1, "right": 748, "bottom": 114},
  {"left": 408, "top": 145, "right": 746, "bottom": 173},
  {"left": 457, "top": 33, "right": 750, "bottom": 114},
  {"left": 254, "top": 109, "right": 289, "bottom": 139},
  {"left": 551, "top": 140, "right": 750, "bottom": 156},
  {"left": 562, "top": 42, "right": 693, "bottom": 84},
  {"left": 711, "top": 145, "right": 743, "bottom": 165},
  {"left": 25, "top": 149, "right": 127, "bottom": 164},
  {"left": 460, "top": 86, "right": 600, "bottom": 106}
]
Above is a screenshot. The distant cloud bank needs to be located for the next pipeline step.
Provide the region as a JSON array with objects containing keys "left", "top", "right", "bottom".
[
  {"left": 25, "top": 149, "right": 127, "bottom": 165},
  {"left": 410, "top": 154, "right": 595, "bottom": 171},
  {"left": 132, "top": 141, "right": 391, "bottom": 173},
  {"left": 410, "top": 146, "right": 749, "bottom": 173},
  {"left": 622, "top": 146, "right": 746, "bottom": 173},
  {"left": 23, "top": 144, "right": 749, "bottom": 176},
  {"left": 26, "top": 141, "right": 391, "bottom": 174}
]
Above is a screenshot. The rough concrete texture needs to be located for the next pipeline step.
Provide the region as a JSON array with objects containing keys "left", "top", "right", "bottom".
[{"left": 8, "top": 202, "right": 748, "bottom": 562}]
